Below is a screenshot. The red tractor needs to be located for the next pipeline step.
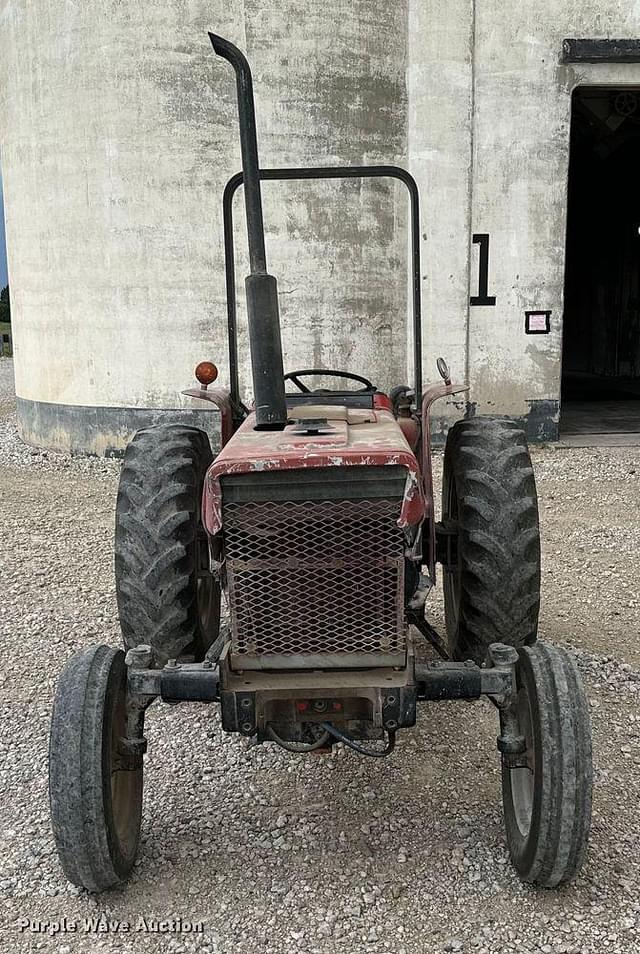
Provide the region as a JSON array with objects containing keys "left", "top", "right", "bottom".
[{"left": 49, "top": 33, "right": 592, "bottom": 892}]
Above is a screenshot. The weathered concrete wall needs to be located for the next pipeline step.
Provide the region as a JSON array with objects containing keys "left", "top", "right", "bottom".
[
  {"left": 406, "top": 0, "right": 640, "bottom": 441},
  {"left": 4, "top": 0, "right": 640, "bottom": 451},
  {"left": 0, "top": 0, "right": 409, "bottom": 452},
  {"left": 466, "top": 1, "right": 640, "bottom": 439},
  {"left": 407, "top": 0, "right": 474, "bottom": 437}
]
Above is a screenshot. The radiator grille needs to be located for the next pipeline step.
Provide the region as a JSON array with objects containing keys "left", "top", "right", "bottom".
[{"left": 223, "top": 497, "right": 406, "bottom": 665}]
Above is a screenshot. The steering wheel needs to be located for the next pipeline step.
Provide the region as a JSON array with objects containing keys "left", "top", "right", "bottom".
[{"left": 284, "top": 368, "right": 376, "bottom": 394}]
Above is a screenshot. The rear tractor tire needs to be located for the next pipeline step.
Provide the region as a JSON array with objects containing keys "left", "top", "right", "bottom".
[
  {"left": 501, "top": 643, "right": 592, "bottom": 886},
  {"left": 441, "top": 417, "right": 540, "bottom": 665},
  {"left": 115, "top": 424, "right": 219, "bottom": 665},
  {"left": 49, "top": 646, "right": 143, "bottom": 891}
]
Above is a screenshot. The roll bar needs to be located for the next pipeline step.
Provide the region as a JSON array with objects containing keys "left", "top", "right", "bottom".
[{"left": 222, "top": 165, "right": 423, "bottom": 407}]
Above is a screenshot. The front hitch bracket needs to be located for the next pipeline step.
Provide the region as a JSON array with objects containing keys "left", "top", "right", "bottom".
[{"left": 124, "top": 641, "right": 518, "bottom": 751}]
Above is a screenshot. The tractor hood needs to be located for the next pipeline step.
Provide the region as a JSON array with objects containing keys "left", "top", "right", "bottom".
[{"left": 202, "top": 406, "right": 427, "bottom": 535}]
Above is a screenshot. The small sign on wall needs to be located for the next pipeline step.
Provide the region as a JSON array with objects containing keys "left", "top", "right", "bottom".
[{"left": 525, "top": 310, "right": 551, "bottom": 334}]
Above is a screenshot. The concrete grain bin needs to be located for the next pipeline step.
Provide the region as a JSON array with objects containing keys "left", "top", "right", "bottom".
[{"left": 0, "top": 1, "right": 409, "bottom": 453}]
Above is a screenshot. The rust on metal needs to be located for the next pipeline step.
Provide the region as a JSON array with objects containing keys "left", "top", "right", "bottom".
[
  {"left": 202, "top": 406, "right": 427, "bottom": 536},
  {"left": 182, "top": 386, "right": 235, "bottom": 446}
]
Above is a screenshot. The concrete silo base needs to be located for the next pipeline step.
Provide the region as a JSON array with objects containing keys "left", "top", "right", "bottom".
[
  {"left": 16, "top": 398, "right": 221, "bottom": 458},
  {"left": 16, "top": 394, "right": 559, "bottom": 458}
]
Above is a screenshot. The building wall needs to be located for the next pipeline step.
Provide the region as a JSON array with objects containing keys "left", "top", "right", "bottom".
[
  {"left": 409, "top": 0, "right": 640, "bottom": 440},
  {"left": 467, "top": 1, "right": 640, "bottom": 439},
  {"left": 407, "top": 0, "right": 474, "bottom": 437},
  {"left": 2, "top": 0, "right": 640, "bottom": 451}
]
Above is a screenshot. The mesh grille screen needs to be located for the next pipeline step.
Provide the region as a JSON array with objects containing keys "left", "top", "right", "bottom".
[{"left": 224, "top": 498, "right": 405, "bottom": 659}]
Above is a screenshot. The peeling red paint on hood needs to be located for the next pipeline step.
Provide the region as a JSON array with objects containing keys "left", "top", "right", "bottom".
[{"left": 202, "top": 407, "right": 427, "bottom": 535}]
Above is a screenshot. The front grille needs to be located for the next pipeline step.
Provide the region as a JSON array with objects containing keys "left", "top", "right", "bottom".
[{"left": 223, "top": 497, "right": 406, "bottom": 668}]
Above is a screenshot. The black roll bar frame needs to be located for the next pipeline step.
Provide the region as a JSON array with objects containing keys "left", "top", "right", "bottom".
[{"left": 222, "top": 165, "right": 423, "bottom": 408}]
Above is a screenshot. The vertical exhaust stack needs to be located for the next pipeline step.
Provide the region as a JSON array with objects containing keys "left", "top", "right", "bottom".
[{"left": 209, "top": 33, "right": 288, "bottom": 430}]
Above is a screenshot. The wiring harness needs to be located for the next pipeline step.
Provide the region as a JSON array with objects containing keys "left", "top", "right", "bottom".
[{"left": 266, "top": 722, "right": 396, "bottom": 758}]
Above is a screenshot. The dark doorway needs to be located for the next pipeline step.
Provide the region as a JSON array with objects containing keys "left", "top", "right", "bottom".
[{"left": 562, "top": 86, "right": 640, "bottom": 437}]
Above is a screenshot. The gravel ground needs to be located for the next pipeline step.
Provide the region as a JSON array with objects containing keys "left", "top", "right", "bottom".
[{"left": 1, "top": 356, "right": 640, "bottom": 954}]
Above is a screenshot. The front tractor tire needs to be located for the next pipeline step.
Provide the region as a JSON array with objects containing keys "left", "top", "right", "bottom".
[
  {"left": 442, "top": 417, "right": 540, "bottom": 665},
  {"left": 501, "top": 643, "right": 592, "bottom": 886},
  {"left": 49, "top": 646, "right": 143, "bottom": 891},
  {"left": 115, "top": 424, "right": 218, "bottom": 664}
]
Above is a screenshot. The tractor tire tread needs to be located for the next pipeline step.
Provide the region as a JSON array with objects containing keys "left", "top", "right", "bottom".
[
  {"left": 49, "top": 645, "right": 140, "bottom": 891},
  {"left": 115, "top": 424, "right": 213, "bottom": 662},
  {"left": 443, "top": 416, "right": 541, "bottom": 663},
  {"left": 503, "top": 643, "right": 592, "bottom": 886}
]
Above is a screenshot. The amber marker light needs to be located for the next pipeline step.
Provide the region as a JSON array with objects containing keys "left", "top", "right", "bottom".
[{"left": 195, "top": 361, "right": 219, "bottom": 388}]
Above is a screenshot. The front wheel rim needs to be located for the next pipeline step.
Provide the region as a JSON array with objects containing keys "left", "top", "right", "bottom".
[
  {"left": 109, "top": 679, "right": 142, "bottom": 858},
  {"left": 509, "top": 687, "right": 536, "bottom": 838}
]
